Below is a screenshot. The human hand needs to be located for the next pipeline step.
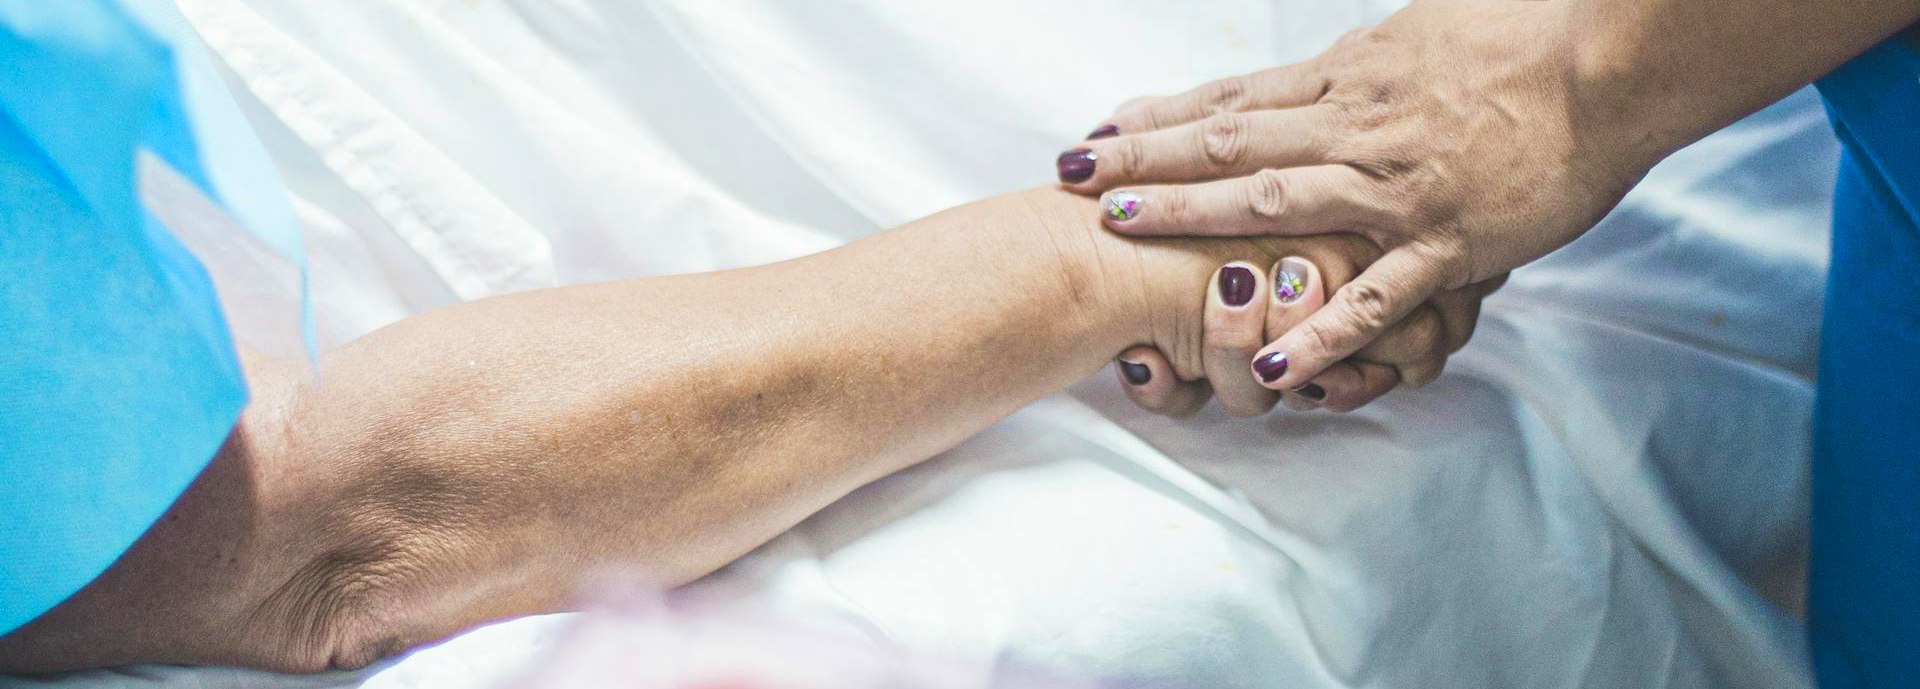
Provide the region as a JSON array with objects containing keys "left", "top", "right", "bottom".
[
  {"left": 1025, "top": 187, "right": 1425, "bottom": 416},
  {"left": 1113, "top": 256, "right": 1503, "bottom": 417},
  {"left": 1059, "top": 0, "right": 1648, "bottom": 393}
]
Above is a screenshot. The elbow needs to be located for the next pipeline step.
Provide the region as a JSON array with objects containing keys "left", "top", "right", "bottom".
[{"left": 247, "top": 534, "right": 432, "bottom": 672}]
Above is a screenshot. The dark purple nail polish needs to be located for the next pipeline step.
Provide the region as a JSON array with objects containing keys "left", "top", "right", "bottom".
[
  {"left": 1253, "top": 351, "right": 1289, "bottom": 383},
  {"left": 1120, "top": 360, "right": 1152, "bottom": 385},
  {"left": 1086, "top": 124, "right": 1120, "bottom": 140},
  {"left": 1293, "top": 383, "right": 1326, "bottom": 401},
  {"left": 1219, "top": 265, "right": 1256, "bottom": 307},
  {"left": 1057, "top": 148, "right": 1096, "bottom": 183}
]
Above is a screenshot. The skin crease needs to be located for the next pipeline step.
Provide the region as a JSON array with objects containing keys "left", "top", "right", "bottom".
[
  {"left": 0, "top": 188, "right": 1376, "bottom": 674},
  {"left": 1072, "top": 0, "right": 1920, "bottom": 396}
]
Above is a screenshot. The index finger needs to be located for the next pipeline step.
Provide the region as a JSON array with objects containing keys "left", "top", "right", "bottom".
[
  {"left": 1251, "top": 248, "right": 1447, "bottom": 390},
  {"left": 1063, "top": 108, "right": 1343, "bottom": 193},
  {"left": 1103, "top": 63, "right": 1329, "bottom": 134}
]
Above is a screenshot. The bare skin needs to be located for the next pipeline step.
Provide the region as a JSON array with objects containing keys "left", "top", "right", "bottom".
[
  {"left": 0, "top": 188, "right": 1380, "bottom": 674},
  {"left": 1065, "top": 0, "right": 1920, "bottom": 399}
]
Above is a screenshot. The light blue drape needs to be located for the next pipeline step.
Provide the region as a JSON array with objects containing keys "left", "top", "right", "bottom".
[{"left": 0, "top": 0, "right": 302, "bottom": 635}]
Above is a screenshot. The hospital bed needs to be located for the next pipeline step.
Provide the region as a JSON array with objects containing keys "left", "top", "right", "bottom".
[{"left": 0, "top": 0, "right": 1832, "bottom": 687}]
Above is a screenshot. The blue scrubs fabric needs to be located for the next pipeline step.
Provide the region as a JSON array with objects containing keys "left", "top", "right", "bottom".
[
  {"left": 1810, "top": 34, "right": 1920, "bottom": 688},
  {"left": 0, "top": 0, "right": 301, "bottom": 636}
]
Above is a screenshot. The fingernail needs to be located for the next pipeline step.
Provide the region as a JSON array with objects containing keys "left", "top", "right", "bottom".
[
  {"left": 1253, "top": 351, "right": 1289, "bottom": 383},
  {"left": 1120, "top": 360, "right": 1152, "bottom": 385},
  {"left": 1219, "top": 265, "right": 1256, "bottom": 307},
  {"left": 1086, "top": 124, "right": 1120, "bottom": 140},
  {"left": 1274, "top": 258, "right": 1311, "bottom": 304},
  {"left": 1103, "top": 190, "right": 1142, "bottom": 221},
  {"left": 1293, "top": 383, "right": 1326, "bottom": 401},
  {"left": 1057, "top": 148, "right": 1096, "bottom": 183}
]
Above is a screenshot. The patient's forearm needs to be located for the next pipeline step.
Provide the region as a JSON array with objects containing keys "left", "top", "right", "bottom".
[
  {"left": 0, "top": 189, "right": 1229, "bottom": 673},
  {"left": 282, "top": 191, "right": 1145, "bottom": 664}
]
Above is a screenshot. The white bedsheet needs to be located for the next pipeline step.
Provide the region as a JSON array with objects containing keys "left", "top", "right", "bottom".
[{"left": 1, "top": 0, "right": 1833, "bottom": 687}]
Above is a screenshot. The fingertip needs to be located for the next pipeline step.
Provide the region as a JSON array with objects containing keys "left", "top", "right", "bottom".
[
  {"left": 1316, "top": 361, "right": 1400, "bottom": 413},
  {"left": 1272, "top": 256, "right": 1320, "bottom": 307},
  {"left": 1116, "top": 346, "right": 1167, "bottom": 408},
  {"left": 1099, "top": 189, "right": 1145, "bottom": 231},
  {"left": 1302, "top": 362, "right": 1361, "bottom": 412},
  {"left": 1056, "top": 147, "right": 1099, "bottom": 188},
  {"left": 1200, "top": 260, "right": 1280, "bottom": 418},
  {"left": 1251, "top": 348, "right": 1292, "bottom": 390},
  {"left": 1105, "top": 97, "right": 1162, "bottom": 136},
  {"left": 1265, "top": 255, "right": 1326, "bottom": 344},
  {"left": 1213, "top": 261, "right": 1262, "bottom": 311},
  {"left": 1096, "top": 186, "right": 1195, "bottom": 237},
  {"left": 1118, "top": 345, "right": 1202, "bottom": 417},
  {"left": 1260, "top": 293, "right": 1384, "bottom": 390}
]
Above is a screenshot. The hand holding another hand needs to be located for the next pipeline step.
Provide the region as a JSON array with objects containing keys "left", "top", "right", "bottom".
[{"left": 1066, "top": 0, "right": 1653, "bottom": 410}]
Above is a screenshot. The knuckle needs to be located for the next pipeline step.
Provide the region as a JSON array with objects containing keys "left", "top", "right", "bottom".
[
  {"left": 1206, "top": 323, "right": 1266, "bottom": 354},
  {"left": 1245, "top": 170, "right": 1292, "bottom": 222},
  {"left": 1402, "top": 359, "right": 1446, "bottom": 389},
  {"left": 1329, "top": 89, "right": 1396, "bottom": 135},
  {"left": 1200, "top": 113, "right": 1252, "bottom": 168},
  {"left": 1338, "top": 281, "right": 1398, "bottom": 336},
  {"left": 1157, "top": 187, "right": 1194, "bottom": 224},
  {"left": 1448, "top": 313, "right": 1480, "bottom": 353},
  {"left": 1398, "top": 307, "right": 1443, "bottom": 357},
  {"left": 1409, "top": 237, "right": 1474, "bottom": 291},
  {"left": 1352, "top": 77, "right": 1399, "bottom": 106},
  {"left": 1114, "top": 135, "right": 1150, "bottom": 179},
  {"left": 1202, "top": 76, "right": 1250, "bottom": 112},
  {"left": 1293, "top": 318, "right": 1342, "bottom": 362},
  {"left": 1335, "top": 28, "right": 1372, "bottom": 49},
  {"left": 1138, "top": 98, "right": 1178, "bottom": 131},
  {"left": 1343, "top": 138, "right": 1420, "bottom": 181}
]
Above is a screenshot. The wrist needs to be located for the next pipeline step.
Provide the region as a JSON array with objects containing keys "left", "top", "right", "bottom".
[
  {"left": 1563, "top": 1, "right": 1694, "bottom": 186},
  {"left": 1011, "top": 188, "right": 1154, "bottom": 356},
  {"left": 1013, "top": 187, "right": 1271, "bottom": 377},
  {"left": 1568, "top": 0, "right": 1920, "bottom": 180}
]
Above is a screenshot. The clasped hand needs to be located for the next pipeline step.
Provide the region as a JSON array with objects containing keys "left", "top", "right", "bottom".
[{"left": 1065, "top": 0, "right": 1648, "bottom": 413}]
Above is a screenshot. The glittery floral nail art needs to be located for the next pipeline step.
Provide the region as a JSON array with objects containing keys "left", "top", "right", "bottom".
[
  {"left": 1103, "top": 190, "right": 1142, "bottom": 221},
  {"left": 1274, "top": 258, "right": 1310, "bottom": 303}
]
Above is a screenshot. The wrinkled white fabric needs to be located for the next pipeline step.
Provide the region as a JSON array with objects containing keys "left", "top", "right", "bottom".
[{"left": 0, "top": 1, "right": 1829, "bottom": 688}]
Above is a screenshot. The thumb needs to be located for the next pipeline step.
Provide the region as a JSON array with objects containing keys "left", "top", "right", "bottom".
[{"left": 1250, "top": 248, "right": 1446, "bottom": 390}]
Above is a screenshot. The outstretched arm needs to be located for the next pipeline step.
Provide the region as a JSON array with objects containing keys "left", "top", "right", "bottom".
[{"left": 0, "top": 188, "right": 1372, "bottom": 673}]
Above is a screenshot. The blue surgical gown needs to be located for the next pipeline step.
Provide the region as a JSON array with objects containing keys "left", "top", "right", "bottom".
[
  {"left": 1809, "top": 30, "right": 1920, "bottom": 689},
  {"left": 0, "top": 0, "right": 301, "bottom": 637}
]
